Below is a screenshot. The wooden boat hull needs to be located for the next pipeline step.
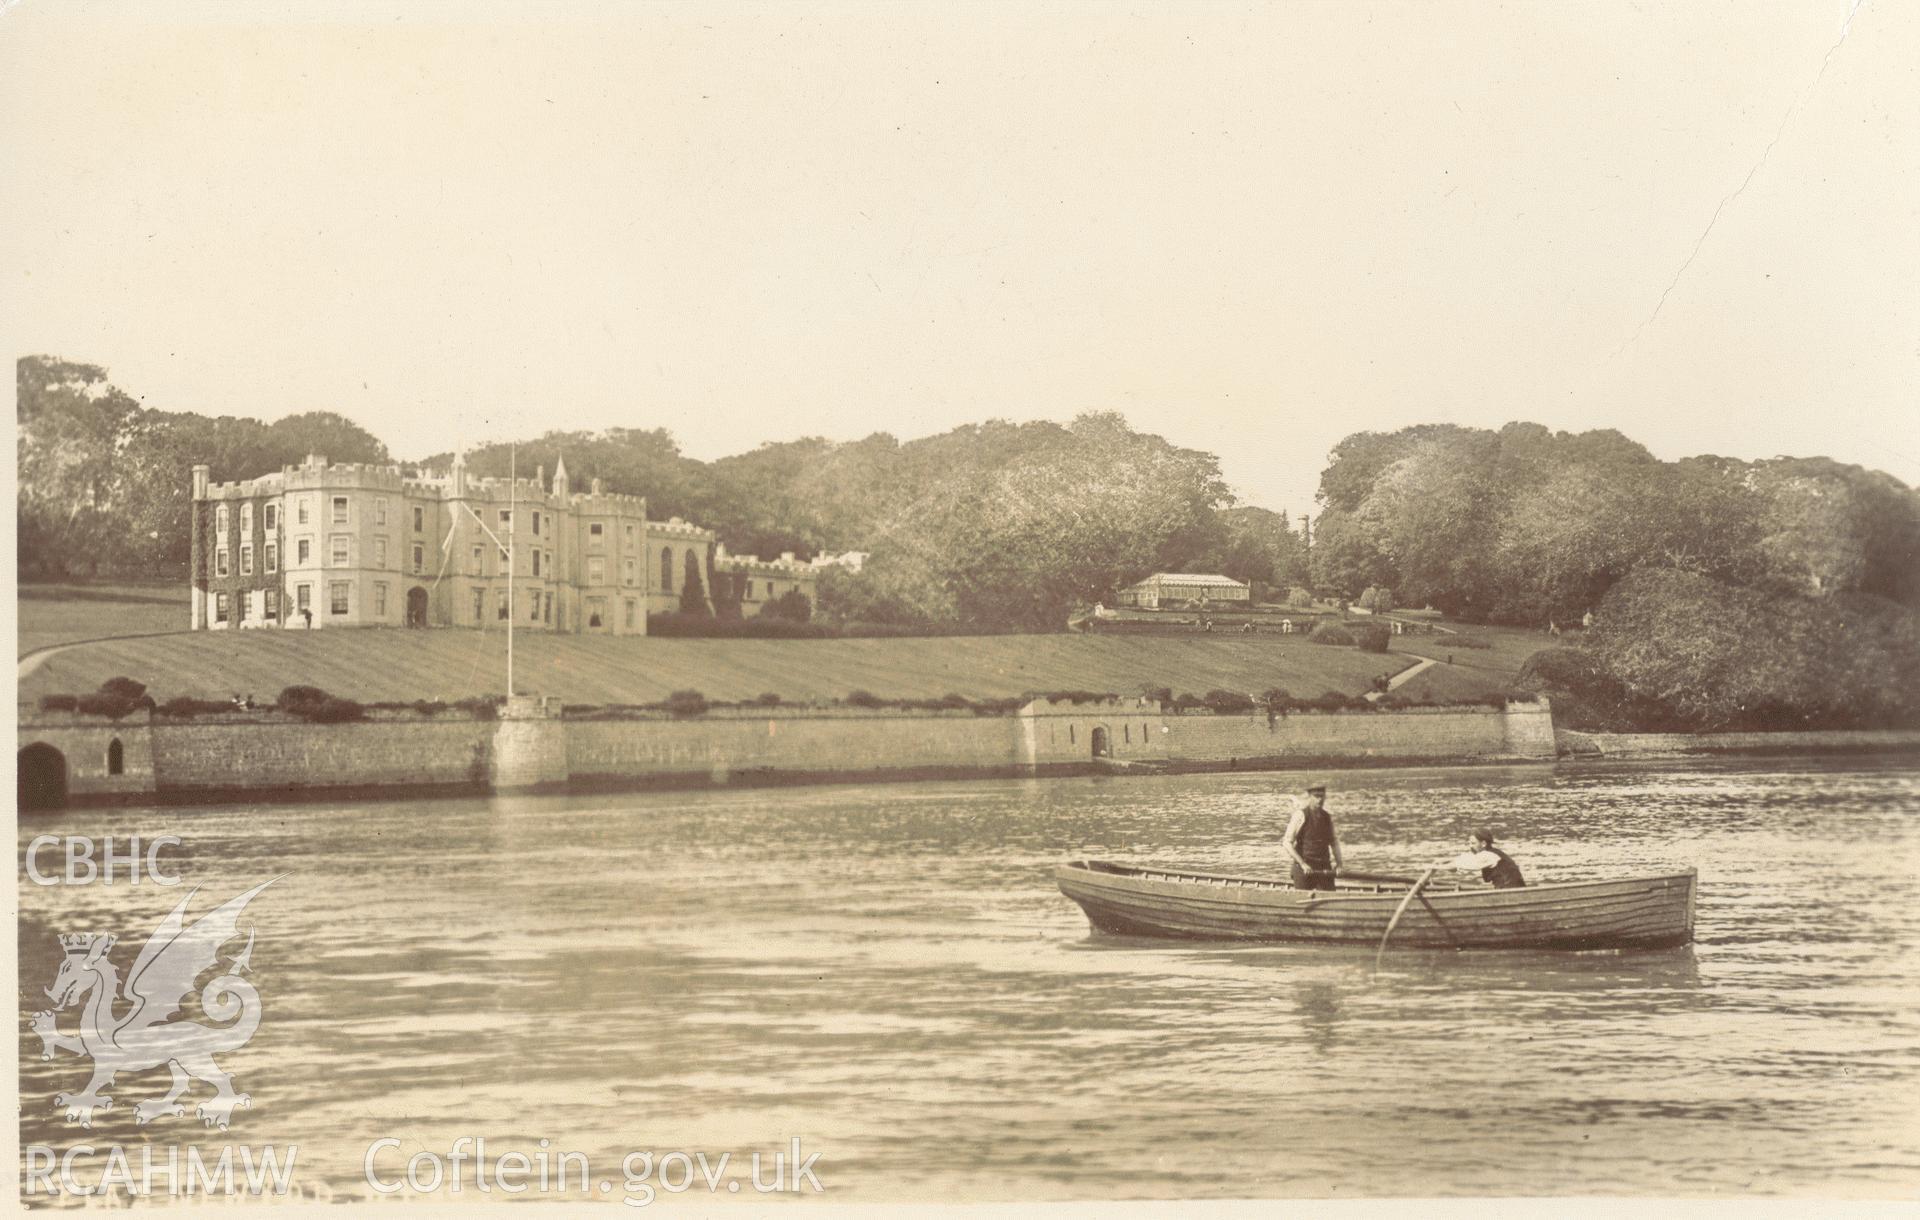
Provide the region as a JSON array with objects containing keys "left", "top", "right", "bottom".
[{"left": 1057, "top": 860, "right": 1696, "bottom": 949}]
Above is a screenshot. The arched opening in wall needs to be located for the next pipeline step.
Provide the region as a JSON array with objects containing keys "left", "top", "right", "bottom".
[
  {"left": 406, "top": 586, "right": 429, "bottom": 627},
  {"left": 660, "top": 549, "right": 674, "bottom": 592},
  {"left": 1090, "top": 726, "right": 1109, "bottom": 759},
  {"left": 19, "top": 743, "right": 67, "bottom": 811},
  {"left": 107, "top": 738, "right": 124, "bottom": 776}
]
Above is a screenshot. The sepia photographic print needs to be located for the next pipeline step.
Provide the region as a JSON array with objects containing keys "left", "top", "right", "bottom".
[{"left": 6, "top": 0, "right": 1918, "bottom": 1211}]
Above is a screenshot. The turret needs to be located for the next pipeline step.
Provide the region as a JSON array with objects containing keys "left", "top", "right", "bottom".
[{"left": 192, "top": 464, "right": 210, "bottom": 501}]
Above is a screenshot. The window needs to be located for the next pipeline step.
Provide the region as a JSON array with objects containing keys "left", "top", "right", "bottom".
[
  {"left": 373, "top": 583, "right": 388, "bottom": 617},
  {"left": 375, "top": 498, "right": 387, "bottom": 526},
  {"left": 544, "top": 593, "right": 552, "bottom": 624},
  {"left": 471, "top": 545, "right": 484, "bottom": 576},
  {"left": 1124, "top": 725, "right": 1131, "bottom": 744},
  {"left": 684, "top": 549, "right": 699, "bottom": 587},
  {"left": 216, "top": 504, "right": 229, "bottom": 533},
  {"left": 411, "top": 544, "right": 424, "bottom": 574},
  {"left": 587, "top": 598, "right": 604, "bottom": 628},
  {"left": 531, "top": 596, "right": 540, "bottom": 622},
  {"left": 624, "top": 598, "right": 636, "bottom": 629},
  {"left": 265, "top": 504, "right": 277, "bottom": 530},
  {"left": 532, "top": 511, "right": 540, "bottom": 536},
  {"left": 297, "top": 538, "right": 311, "bottom": 565},
  {"left": 413, "top": 506, "right": 424, "bottom": 532},
  {"left": 373, "top": 538, "right": 387, "bottom": 567},
  {"left": 330, "top": 582, "right": 350, "bottom": 615},
  {"left": 240, "top": 544, "right": 253, "bottom": 576},
  {"left": 331, "top": 535, "right": 349, "bottom": 566},
  {"left": 499, "top": 509, "right": 511, "bottom": 527},
  {"left": 497, "top": 590, "right": 510, "bottom": 621},
  {"left": 298, "top": 500, "right": 310, "bottom": 525},
  {"left": 588, "top": 557, "right": 605, "bottom": 585},
  {"left": 472, "top": 588, "right": 485, "bottom": 624},
  {"left": 589, "top": 522, "right": 604, "bottom": 543},
  {"left": 545, "top": 550, "right": 552, "bottom": 578},
  {"left": 532, "top": 550, "right": 541, "bottom": 577},
  {"left": 215, "top": 593, "right": 230, "bottom": 622},
  {"left": 265, "top": 542, "right": 278, "bottom": 574},
  {"left": 241, "top": 503, "right": 253, "bottom": 534},
  {"left": 660, "top": 549, "right": 673, "bottom": 591},
  {"left": 215, "top": 548, "right": 229, "bottom": 577},
  {"left": 622, "top": 558, "right": 635, "bottom": 586},
  {"left": 107, "top": 739, "right": 124, "bottom": 776},
  {"left": 297, "top": 584, "right": 312, "bottom": 612},
  {"left": 1069, "top": 725, "right": 1076, "bottom": 744},
  {"left": 265, "top": 590, "right": 278, "bottom": 620},
  {"left": 624, "top": 523, "right": 635, "bottom": 545},
  {"left": 332, "top": 496, "right": 348, "bottom": 525}
]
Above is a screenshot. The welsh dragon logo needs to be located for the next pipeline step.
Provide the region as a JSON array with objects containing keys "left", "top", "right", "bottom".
[{"left": 31, "top": 880, "right": 275, "bottom": 1131}]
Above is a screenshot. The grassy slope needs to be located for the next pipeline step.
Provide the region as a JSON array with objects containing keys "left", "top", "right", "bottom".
[
  {"left": 22, "top": 627, "right": 1432, "bottom": 706},
  {"left": 19, "top": 583, "right": 190, "bottom": 654}
]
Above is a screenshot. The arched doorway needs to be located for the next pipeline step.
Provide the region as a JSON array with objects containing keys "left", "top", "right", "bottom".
[
  {"left": 406, "top": 586, "right": 429, "bottom": 627},
  {"left": 19, "top": 743, "right": 67, "bottom": 811},
  {"left": 1090, "top": 726, "right": 1110, "bottom": 759}
]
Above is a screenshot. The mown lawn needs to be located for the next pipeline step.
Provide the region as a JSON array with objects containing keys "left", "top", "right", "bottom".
[
  {"left": 19, "top": 583, "right": 191, "bottom": 655},
  {"left": 21, "top": 627, "right": 1446, "bottom": 707}
]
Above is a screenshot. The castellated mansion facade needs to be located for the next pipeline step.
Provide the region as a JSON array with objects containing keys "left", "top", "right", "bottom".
[{"left": 189, "top": 453, "right": 724, "bottom": 635}]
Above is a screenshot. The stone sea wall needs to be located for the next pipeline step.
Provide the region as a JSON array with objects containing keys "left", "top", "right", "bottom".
[{"left": 20, "top": 697, "right": 1561, "bottom": 808}]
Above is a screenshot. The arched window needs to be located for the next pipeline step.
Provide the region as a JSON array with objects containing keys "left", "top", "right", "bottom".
[
  {"left": 1124, "top": 725, "right": 1131, "bottom": 744},
  {"left": 685, "top": 549, "right": 700, "bottom": 585},
  {"left": 107, "top": 738, "right": 124, "bottom": 776},
  {"left": 660, "top": 548, "right": 674, "bottom": 591}
]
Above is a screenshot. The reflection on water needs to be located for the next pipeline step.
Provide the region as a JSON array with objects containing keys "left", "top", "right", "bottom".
[{"left": 17, "top": 758, "right": 1920, "bottom": 1200}]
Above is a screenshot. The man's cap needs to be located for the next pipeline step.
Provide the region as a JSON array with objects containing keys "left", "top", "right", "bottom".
[{"left": 1305, "top": 783, "right": 1327, "bottom": 794}]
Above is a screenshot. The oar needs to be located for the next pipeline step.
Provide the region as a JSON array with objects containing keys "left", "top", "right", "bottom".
[{"left": 1375, "top": 865, "right": 1440, "bottom": 969}]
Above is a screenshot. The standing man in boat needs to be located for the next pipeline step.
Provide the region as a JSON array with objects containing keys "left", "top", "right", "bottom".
[
  {"left": 1284, "top": 783, "right": 1343, "bottom": 890},
  {"left": 1451, "top": 826, "right": 1526, "bottom": 888}
]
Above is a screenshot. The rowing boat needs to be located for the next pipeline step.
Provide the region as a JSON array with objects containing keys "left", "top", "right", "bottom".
[{"left": 1056, "top": 859, "right": 1696, "bottom": 949}]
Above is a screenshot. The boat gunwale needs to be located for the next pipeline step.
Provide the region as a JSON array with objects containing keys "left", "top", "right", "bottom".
[{"left": 1058, "top": 858, "right": 1697, "bottom": 907}]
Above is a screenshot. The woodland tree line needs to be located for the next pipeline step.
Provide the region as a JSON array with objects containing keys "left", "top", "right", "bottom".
[{"left": 19, "top": 356, "right": 1920, "bottom": 729}]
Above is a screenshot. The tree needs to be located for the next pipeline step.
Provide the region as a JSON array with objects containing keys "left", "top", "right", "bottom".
[{"left": 679, "top": 559, "right": 711, "bottom": 615}]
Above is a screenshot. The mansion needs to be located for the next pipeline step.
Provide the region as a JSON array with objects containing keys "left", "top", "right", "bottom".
[{"left": 189, "top": 453, "right": 814, "bottom": 635}]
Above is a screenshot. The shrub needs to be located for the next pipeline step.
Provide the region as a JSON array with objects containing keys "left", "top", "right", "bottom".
[
  {"left": 1260, "top": 687, "right": 1292, "bottom": 709},
  {"left": 1141, "top": 685, "right": 1173, "bottom": 705},
  {"left": 452, "top": 696, "right": 503, "bottom": 720},
  {"left": 302, "top": 697, "right": 367, "bottom": 723},
  {"left": 277, "top": 685, "right": 331, "bottom": 712},
  {"left": 765, "top": 590, "right": 813, "bottom": 623},
  {"left": 38, "top": 694, "right": 79, "bottom": 713},
  {"left": 937, "top": 693, "right": 973, "bottom": 709},
  {"left": 1202, "top": 689, "right": 1256, "bottom": 714},
  {"left": 1288, "top": 586, "right": 1314, "bottom": 608},
  {"left": 844, "top": 689, "right": 884, "bottom": 709},
  {"left": 756, "top": 691, "right": 783, "bottom": 706},
  {"left": 1352, "top": 622, "right": 1392, "bottom": 653},
  {"left": 663, "top": 689, "right": 709, "bottom": 717},
  {"left": 1172, "top": 691, "right": 1206, "bottom": 711},
  {"left": 1307, "top": 622, "right": 1355, "bottom": 646},
  {"left": 98, "top": 676, "right": 148, "bottom": 701}
]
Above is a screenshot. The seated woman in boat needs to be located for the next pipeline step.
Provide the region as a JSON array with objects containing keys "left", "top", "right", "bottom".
[{"left": 1450, "top": 827, "right": 1526, "bottom": 888}]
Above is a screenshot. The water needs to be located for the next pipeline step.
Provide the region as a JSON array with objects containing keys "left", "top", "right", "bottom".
[{"left": 18, "top": 759, "right": 1920, "bottom": 1201}]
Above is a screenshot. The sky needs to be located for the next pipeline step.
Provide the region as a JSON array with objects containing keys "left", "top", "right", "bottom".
[{"left": 3, "top": 0, "right": 1915, "bottom": 515}]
